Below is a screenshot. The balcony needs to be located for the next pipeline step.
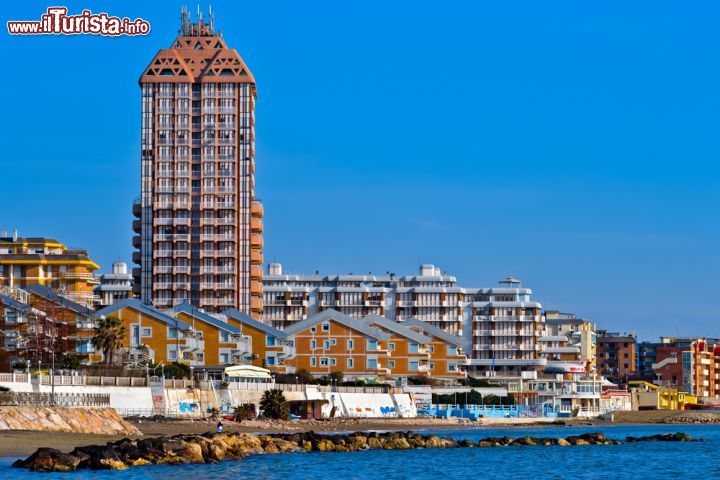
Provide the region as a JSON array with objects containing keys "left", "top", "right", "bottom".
[
  {"left": 181, "top": 335, "right": 204, "bottom": 352},
  {"left": 251, "top": 218, "right": 263, "bottom": 232}
]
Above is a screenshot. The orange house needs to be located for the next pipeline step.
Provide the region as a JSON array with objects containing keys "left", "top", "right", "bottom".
[
  {"left": 282, "top": 309, "right": 391, "bottom": 380},
  {"left": 403, "top": 318, "right": 468, "bottom": 381},
  {"left": 95, "top": 298, "right": 199, "bottom": 366},
  {"left": 223, "top": 308, "right": 291, "bottom": 373},
  {"left": 360, "top": 315, "right": 433, "bottom": 379},
  {"left": 173, "top": 302, "right": 249, "bottom": 367}
]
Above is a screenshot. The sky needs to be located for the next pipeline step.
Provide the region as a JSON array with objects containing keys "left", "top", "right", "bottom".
[{"left": 1, "top": 1, "right": 719, "bottom": 340}]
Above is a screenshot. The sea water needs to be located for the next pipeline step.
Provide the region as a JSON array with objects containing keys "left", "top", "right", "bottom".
[{"left": 2, "top": 424, "right": 719, "bottom": 479}]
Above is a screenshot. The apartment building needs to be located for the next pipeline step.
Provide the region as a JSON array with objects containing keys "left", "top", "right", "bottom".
[
  {"left": 95, "top": 262, "right": 134, "bottom": 307},
  {"left": 597, "top": 330, "right": 637, "bottom": 383},
  {"left": 681, "top": 339, "right": 720, "bottom": 399},
  {"left": 95, "top": 298, "right": 198, "bottom": 366},
  {"left": 132, "top": 11, "right": 263, "bottom": 316},
  {"left": 0, "top": 284, "right": 100, "bottom": 370},
  {"left": 544, "top": 311, "right": 597, "bottom": 372},
  {"left": 403, "top": 318, "right": 468, "bottom": 380},
  {"left": 172, "top": 302, "right": 250, "bottom": 367},
  {"left": 0, "top": 236, "right": 99, "bottom": 308},
  {"left": 281, "top": 310, "right": 392, "bottom": 379},
  {"left": 263, "top": 263, "right": 545, "bottom": 379},
  {"left": 223, "top": 308, "right": 290, "bottom": 372}
]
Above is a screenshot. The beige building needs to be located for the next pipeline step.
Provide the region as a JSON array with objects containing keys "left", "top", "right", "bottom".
[{"left": 132, "top": 11, "right": 263, "bottom": 316}]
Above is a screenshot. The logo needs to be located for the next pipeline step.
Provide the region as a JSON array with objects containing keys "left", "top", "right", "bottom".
[{"left": 7, "top": 7, "right": 151, "bottom": 36}]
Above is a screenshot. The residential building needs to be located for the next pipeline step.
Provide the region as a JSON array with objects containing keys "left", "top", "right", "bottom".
[
  {"left": 681, "top": 339, "right": 720, "bottom": 399},
  {"left": 281, "top": 310, "right": 392, "bottom": 380},
  {"left": 361, "top": 315, "right": 434, "bottom": 379},
  {"left": 132, "top": 10, "right": 263, "bottom": 316},
  {"left": 263, "top": 263, "right": 545, "bottom": 379},
  {"left": 596, "top": 330, "right": 637, "bottom": 383},
  {"left": 25, "top": 284, "right": 100, "bottom": 364},
  {"left": 95, "top": 262, "right": 134, "bottom": 307},
  {"left": 223, "top": 307, "right": 289, "bottom": 372},
  {"left": 95, "top": 298, "right": 199, "bottom": 366},
  {"left": 544, "top": 311, "right": 597, "bottom": 372},
  {"left": 0, "top": 236, "right": 99, "bottom": 308},
  {"left": 172, "top": 302, "right": 250, "bottom": 368},
  {"left": 403, "top": 318, "right": 468, "bottom": 381},
  {"left": 636, "top": 341, "right": 661, "bottom": 381}
]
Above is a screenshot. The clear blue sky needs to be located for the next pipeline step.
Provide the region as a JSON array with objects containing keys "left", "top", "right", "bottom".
[{"left": 2, "top": 1, "right": 719, "bottom": 340}]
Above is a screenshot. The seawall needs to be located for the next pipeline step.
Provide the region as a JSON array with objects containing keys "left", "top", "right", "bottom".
[{"left": 0, "top": 407, "right": 141, "bottom": 435}]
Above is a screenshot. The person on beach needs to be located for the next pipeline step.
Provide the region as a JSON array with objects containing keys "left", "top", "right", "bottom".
[{"left": 216, "top": 421, "right": 223, "bottom": 433}]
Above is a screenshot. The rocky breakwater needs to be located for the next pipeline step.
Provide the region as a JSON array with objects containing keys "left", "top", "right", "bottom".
[
  {"left": 0, "top": 407, "right": 140, "bottom": 435},
  {"left": 13, "top": 431, "right": 699, "bottom": 472}
]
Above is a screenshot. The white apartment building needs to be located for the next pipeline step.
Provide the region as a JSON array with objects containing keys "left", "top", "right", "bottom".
[
  {"left": 263, "top": 263, "right": 545, "bottom": 378},
  {"left": 95, "top": 262, "right": 134, "bottom": 307}
]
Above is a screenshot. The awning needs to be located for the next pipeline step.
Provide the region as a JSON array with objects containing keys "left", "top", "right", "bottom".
[{"left": 224, "top": 365, "right": 272, "bottom": 379}]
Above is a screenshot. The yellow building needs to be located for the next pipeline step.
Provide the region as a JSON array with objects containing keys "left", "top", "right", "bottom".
[
  {"left": 361, "top": 315, "right": 433, "bottom": 379},
  {"left": 0, "top": 237, "right": 99, "bottom": 308},
  {"left": 173, "top": 303, "right": 251, "bottom": 367},
  {"left": 95, "top": 298, "right": 200, "bottom": 366},
  {"left": 629, "top": 381, "right": 698, "bottom": 410},
  {"left": 282, "top": 310, "right": 391, "bottom": 380},
  {"left": 403, "top": 318, "right": 468, "bottom": 380},
  {"left": 223, "top": 308, "right": 290, "bottom": 372}
]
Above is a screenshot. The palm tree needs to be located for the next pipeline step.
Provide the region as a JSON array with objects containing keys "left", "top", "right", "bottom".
[
  {"left": 259, "top": 389, "right": 290, "bottom": 420},
  {"left": 93, "top": 316, "right": 127, "bottom": 365}
]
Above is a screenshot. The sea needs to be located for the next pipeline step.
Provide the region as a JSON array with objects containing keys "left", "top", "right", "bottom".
[{"left": 1, "top": 424, "right": 719, "bottom": 479}]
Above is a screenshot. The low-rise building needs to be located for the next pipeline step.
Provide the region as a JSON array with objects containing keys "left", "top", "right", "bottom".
[{"left": 0, "top": 236, "right": 100, "bottom": 308}]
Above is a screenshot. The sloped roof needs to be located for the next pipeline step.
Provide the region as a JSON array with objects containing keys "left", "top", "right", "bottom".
[
  {"left": 140, "top": 34, "right": 255, "bottom": 84},
  {"left": 95, "top": 298, "right": 190, "bottom": 330},
  {"left": 173, "top": 302, "right": 241, "bottom": 334},
  {"left": 402, "top": 317, "right": 465, "bottom": 346},
  {"left": 0, "top": 294, "right": 31, "bottom": 313},
  {"left": 360, "top": 315, "right": 431, "bottom": 344},
  {"left": 222, "top": 308, "right": 286, "bottom": 338},
  {"left": 282, "top": 309, "right": 389, "bottom": 340},
  {"left": 24, "top": 283, "right": 94, "bottom": 317}
]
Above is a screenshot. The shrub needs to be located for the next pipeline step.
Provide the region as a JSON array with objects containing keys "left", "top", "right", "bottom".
[{"left": 233, "top": 404, "right": 256, "bottom": 421}]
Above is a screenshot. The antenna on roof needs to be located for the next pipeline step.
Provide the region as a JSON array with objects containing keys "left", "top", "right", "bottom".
[{"left": 208, "top": 5, "right": 214, "bottom": 33}]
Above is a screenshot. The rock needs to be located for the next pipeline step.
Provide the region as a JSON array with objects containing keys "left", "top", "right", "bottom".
[
  {"left": 556, "top": 438, "right": 571, "bottom": 446},
  {"left": 384, "top": 437, "right": 411, "bottom": 450},
  {"left": 316, "top": 439, "right": 336, "bottom": 452},
  {"left": 424, "top": 436, "right": 443, "bottom": 448},
  {"left": 512, "top": 437, "right": 536, "bottom": 446},
  {"left": 367, "top": 437, "right": 385, "bottom": 449}
]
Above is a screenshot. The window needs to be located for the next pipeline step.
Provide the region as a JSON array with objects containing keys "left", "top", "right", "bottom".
[
  {"left": 323, "top": 340, "right": 330, "bottom": 349},
  {"left": 330, "top": 339, "right": 337, "bottom": 346},
  {"left": 367, "top": 358, "right": 378, "bottom": 370},
  {"left": 347, "top": 339, "right": 354, "bottom": 350},
  {"left": 428, "top": 362, "right": 435, "bottom": 370},
  {"left": 449, "top": 363, "right": 457, "bottom": 372},
  {"left": 409, "top": 361, "right": 419, "bottom": 371},
  {"left": 322, "top": 323, "right": 330, "bottom": 331},
  {"left": 266, "top": 356, "right": 276, "bottom": 366},
  {"left": 220, "top": 332, "right": 230, "bottom": 343},
  {"left": 428, "top": 346, "right": 435, "bottom": 353},
  {"left": 388, "top": 343, "right": 396, "bottom": 351},
  {"left": 310, "top": 357, "right": 317, "bottom": 367},
  {"left": 330, "top": 358, "right": 337, "bottom": 366},
  {"left": 142, "top": 328, "right": 152, "bottom": 337},
  {"left": 168, "top": 347, "right": 178, "bottom": 361},
  {"left": 447, "top": 346, "right": 457, "bottom": 356},
  {"left": 266, "top": 336, "right": 276, "bottom": 346},
  {"left": 310, "top": 340, "right": 317, "bottom": 350},
  {"left": 167, "top": 327, "right": 178, "bottom": 339},
  {"left": 311, "top": 327, "right": 316, "bottom": 333},
  {"left": 367, "top": 340, "right": 378, "bottom": 351},
  {"left": 219, "top": 353, "right": 229, "bottom": 364},
  {"left": 347, "top": 358, "right": 354, "bottom": 368},
  {"left": 409, "top": 343, "right": 419, "bottom": 353},
  {"left": 388, "top": 360, "right": 396, "bottom": 368}
]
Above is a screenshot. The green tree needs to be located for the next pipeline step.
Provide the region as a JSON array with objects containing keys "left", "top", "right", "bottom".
[
  {"left": 259, "top": 389, "right": 290, "bottom": 420},
  {"left": 233, "top": 404, "right": 256, "bottom": 421},
  {"left": 328, "top": 370, "right": 344, "bottom": 385},
  {"left": 93, "top": 316, "right": 127, "bottom": 365},
  {"left": 61, "top": 354, "right": 82, "bottom": 370}
]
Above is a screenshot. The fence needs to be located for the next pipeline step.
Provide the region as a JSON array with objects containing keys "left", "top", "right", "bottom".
[
  {"left": 223, "top": 381, "right": 394, "bottom": 394},
  {"left": 0, "top": 392, "right": 110, "bottom": 408}
]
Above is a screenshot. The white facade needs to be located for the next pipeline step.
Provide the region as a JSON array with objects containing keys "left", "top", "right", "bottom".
[{"left": 263, "top": 264, "right": 545, "bottom": 377}]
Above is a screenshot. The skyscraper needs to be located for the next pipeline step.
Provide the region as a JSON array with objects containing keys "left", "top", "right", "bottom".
[{"left": 132, "top": 9, "right": 263, "bottom": 316}]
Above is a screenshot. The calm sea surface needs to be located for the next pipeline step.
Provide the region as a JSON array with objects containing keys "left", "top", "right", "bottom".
[{"left": 2, "top": 424, "right": 720, "bottom": 479}]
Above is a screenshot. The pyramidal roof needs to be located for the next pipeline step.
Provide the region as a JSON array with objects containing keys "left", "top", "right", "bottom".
[{"left": 140, "top": 21, "right": 255, "bottom": 84}]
